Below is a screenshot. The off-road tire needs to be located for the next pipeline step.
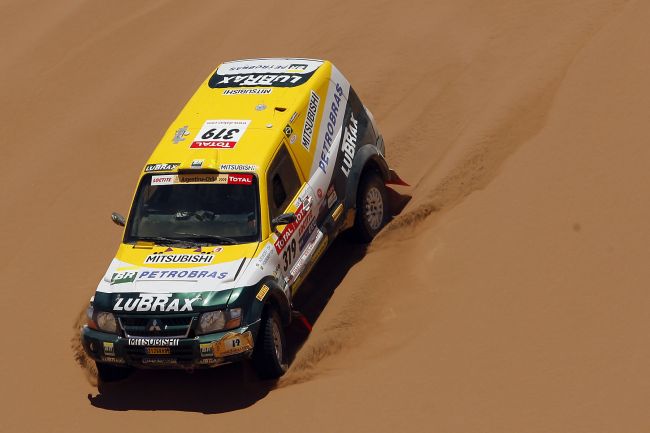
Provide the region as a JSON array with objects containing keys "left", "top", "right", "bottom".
[
  {"left": 252, "top": 307, "right": 288, "bottom": 380},
  {"left": 352, "top": 172, "right": 388, "bottom": 242},
  {"left": 95, "top": 362, "right": 133, "bottom": 383}
]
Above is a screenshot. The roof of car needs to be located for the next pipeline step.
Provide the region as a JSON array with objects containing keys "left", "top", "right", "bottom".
[{"left": 144, "top": 58, "right": 331, "bottom": 175}]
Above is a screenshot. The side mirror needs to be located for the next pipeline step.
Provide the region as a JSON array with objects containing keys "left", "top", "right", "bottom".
[
  {"left": 271, "top": 212, "right": 297, "bottom": 230},
  {"left": 111, "top": 212, "right": 126, "bottom": 227}
]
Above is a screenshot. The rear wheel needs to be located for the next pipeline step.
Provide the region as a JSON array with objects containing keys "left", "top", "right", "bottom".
[
  {"left": 95, "top": 362, "right": 133, "bottom": 383},
  {"left": 352, "top": 172, "right": 388, "bottom": 242},
  {"left": 252, "top": 307, "right": 288, "bottom": 380}
]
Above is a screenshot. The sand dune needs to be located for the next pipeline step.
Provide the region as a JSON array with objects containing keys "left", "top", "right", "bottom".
[{"left": 1, "top": 0, "right": 649, "bottom": 431}]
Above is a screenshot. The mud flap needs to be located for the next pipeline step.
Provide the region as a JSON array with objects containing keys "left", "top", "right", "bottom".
[{"left": 386, "top": 168, "right": 409, "bottom": 186}]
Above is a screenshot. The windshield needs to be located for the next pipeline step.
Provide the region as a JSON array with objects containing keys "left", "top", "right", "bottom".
[{"left": 125, "top": 173, "right": 260, "bottom": 245}]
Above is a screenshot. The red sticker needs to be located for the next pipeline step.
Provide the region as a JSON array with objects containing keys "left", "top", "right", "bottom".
[
  {"left": 227, "top": 174, "right": 253, "bottom": 185},
  {"left": 273, "top": 203, "right": 309, "bottom": 253},
  {"left": 190, "top": 141, "right": 237, "bottom": 149}
]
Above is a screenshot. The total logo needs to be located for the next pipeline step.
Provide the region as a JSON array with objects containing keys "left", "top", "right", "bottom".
[
  {"left": 227, "top": 174, "right": 253, "bottom": 185},
  {"left": 114, "top": 294, "right": 201, "bottom": 312}
]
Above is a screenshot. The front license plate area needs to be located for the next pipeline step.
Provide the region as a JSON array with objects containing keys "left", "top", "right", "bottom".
[{"left": 145, "top": 347, "right": 171, "bottom": 355}]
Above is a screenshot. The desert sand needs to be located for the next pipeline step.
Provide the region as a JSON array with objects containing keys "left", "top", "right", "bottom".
[{"left": 1, "top": 0, "right": 649, "bottom": 432}]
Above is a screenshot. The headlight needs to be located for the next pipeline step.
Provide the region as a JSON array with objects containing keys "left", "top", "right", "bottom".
[
  {"left": 86, "top": 304, "right": 97, "bottom": 329},
  {"left": 96, "top": 312, "right": 119, "bottom": 334},
  {"left": 196, "top": 308, "right": 242, "bottom": 335}
]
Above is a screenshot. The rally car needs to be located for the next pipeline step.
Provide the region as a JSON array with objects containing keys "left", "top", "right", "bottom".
[{"left": 81, "top": 58, "right": 405, "bottom": 382}]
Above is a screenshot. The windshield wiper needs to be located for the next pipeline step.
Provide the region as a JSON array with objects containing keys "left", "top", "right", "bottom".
[
  {"left": 174, "top": 233, "right": 239, "bottom": 245},
  {"left": 135, "top": 236, "right": 201, "bottom": 247}
]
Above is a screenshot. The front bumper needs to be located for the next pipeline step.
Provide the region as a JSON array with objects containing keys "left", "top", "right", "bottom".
[{"left": 81, "top": 320, "right": 261, "bottom": 369}]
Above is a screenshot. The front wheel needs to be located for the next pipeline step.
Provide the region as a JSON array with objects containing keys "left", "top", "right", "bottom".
[
  {"left": 352, "top": 172, "right": 388, "bottom": 243},
  {"left": 252, "top": 307, "right": 288, "bottom": 380}
]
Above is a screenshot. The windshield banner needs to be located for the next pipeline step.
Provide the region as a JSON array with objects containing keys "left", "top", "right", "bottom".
[{"left": 151, "top": 173, "right": 253, "bottom": 186}]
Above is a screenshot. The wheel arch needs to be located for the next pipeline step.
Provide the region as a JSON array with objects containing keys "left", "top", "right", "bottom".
[
  {"left": 343, "top": 144, "right": 390, "bottom": 210},
  {"left": 237, "top": 278, "right": 292, "bottom": 329},
  {"left": 265, "top": 285, "right": 292, "bottom": 326}
]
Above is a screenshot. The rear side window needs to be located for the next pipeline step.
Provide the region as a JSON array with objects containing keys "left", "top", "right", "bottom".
[{"left": 267, "top": 145, "right": 301, "bottom": 219}]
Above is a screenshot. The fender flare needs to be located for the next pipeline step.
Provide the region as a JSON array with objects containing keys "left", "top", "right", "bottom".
[
  {"left": 343, "top": 144, "right": 390, "bottom": 210},
  {"left": 242, "top": 278, "right": 292, "bottom": 327}
]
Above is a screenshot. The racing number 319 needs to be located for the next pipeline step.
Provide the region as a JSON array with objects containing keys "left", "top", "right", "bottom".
[
  {"left": 201, "top": 128, "right": 239, "bottom": 140},
  {"left": 282, "top": 239, "right": 297, "bottom": 272}
]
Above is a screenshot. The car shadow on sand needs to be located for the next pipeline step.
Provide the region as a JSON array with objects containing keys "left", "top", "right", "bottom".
[{"left": 88, "top": 187, "right": 410, "bottom": 413}]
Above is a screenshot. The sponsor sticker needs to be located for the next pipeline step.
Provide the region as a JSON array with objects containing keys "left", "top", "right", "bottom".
[
  {"left": 318, "top": 82, "right": 345, "bottom": 173},
  {"left": 151, "top": 175, "right": 176, "bottom": 186},
  {"left": 254, "top": 243, "right": 273, "bottom": 270},
  {"left": 216, "top": 74, "right": 311, "bottom": 87},
  {"left": 255, "top": 284, "right": 270, "bottom": 301},
  {"left": 223, "top": 88, "right": 272, "bottom": 95},
  {"left": 290, "top": 111, "right": 298, "bottom": 123},
  {"left": 200, "top": 343, "right": 213, "bottom": 357},
  {"left": 212, "top": 331, "right": 254, "bottom": 357},
  {"left": 219, "top": 163, "right": 258, "bottom": 172},
  {"left": 190, "top": 119, "right": 251, "bottom": 149},
  {"left": 227, "top": 174, "right": 253, "bottom": 185},
  {"left": 298, "top": 211, "right": 316, "bottom": 250},
  {"left": 340, "top": 113, "right": 358, "bottom": 177},
  {"left": 115, "top": 293, "right": 203, "bottom": 312},
  {"left": 326, "top": 185, "right": 338, "bottom": 208},
  {"left": 111, "top": 270, "right": 137, "bottom": 285},
  {"left": 151, "top": 173, "right": 250, "bottom": 186},
  {"left": 283, "top": 124, "right": 293, "bottom": 138},
  {"left": 110, "top": 270, "right": 229, "bottom": 287},
  {"left": 173, "top": 125, "right": 190, "bottom": 144},
  {"left": 191, "top": 159, "right": 204, "bottom": 168},
  {"left": 103, "top": 342, "right": 114, "bottom": 356},
  {"left": 128, "top": 338, "right": 180, "bottom": 346},
  {"left": 273, "top": 202, "right": 309, "bottom": 253},
  {"left": 145, "top": 163, "right": 180, "bottom": 172},
  {"left": 302, "top": 90, "right": 320, "bottom": 151},
  {"left": 291, "top": 229, "right": 323, "bottom": 279},
  {"left": 217, "top": 59, "right": 322, "bottom": 75},
  {"left": 144, "top": 253, "right": 214, "bottom": 264},
  {"left": 211, "top": 59, "right": 323, "bottom": 89}
]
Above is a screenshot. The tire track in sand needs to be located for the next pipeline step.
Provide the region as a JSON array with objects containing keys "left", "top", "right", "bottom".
[{"left": 280, "top": 0, "right": 630, "bottom": 386}]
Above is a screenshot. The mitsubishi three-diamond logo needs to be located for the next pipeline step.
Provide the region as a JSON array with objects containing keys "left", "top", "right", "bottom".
[{"left": 148, "top": 319, "right": 162, "bottom": 333}]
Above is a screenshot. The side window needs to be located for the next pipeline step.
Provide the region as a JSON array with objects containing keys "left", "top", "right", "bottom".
[{"left": 267, "top": 145, "right": 301, "bottom": 219}]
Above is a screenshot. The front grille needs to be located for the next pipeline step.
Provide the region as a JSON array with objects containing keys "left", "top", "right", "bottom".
[{"left": 118, "top": 314, "right": 196, "bottom": 338}]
